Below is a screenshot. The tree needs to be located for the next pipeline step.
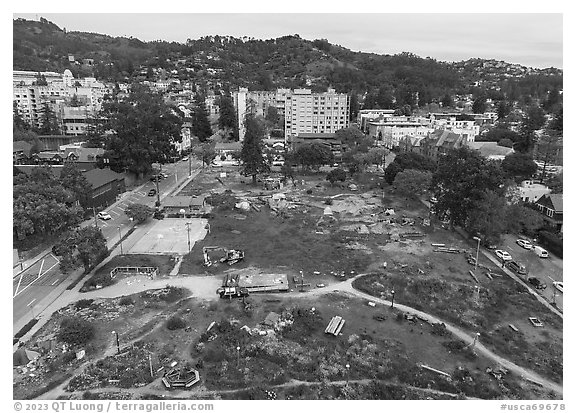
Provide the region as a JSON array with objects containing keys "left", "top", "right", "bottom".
[
  {"left": 349, "top": 92, "right": 359, "bottom": 121},
  {"left": 293, "top": 143, "right": 334, "bottom": 171},
  {"left": 240, "top": 114, "right": 269, "bottom": 185},
  {"left": 393, "top": 169, "right": 432, "bottom": 198},
  {"left": 192, "top": 141, "right": 217, "bottom": 167},
  {"left": 480, "top": 126, "right": 520, "bottom": 144},
  {"left": 58, "top": 317, "right": 95, "bottom": 347},
  {"left": 516, "top": 105, "right": 546, "bottom": 153},
  {"left": 125, "top": 203, "right": 154, "bottom": 223},
  {"left": 335, "top": 126, "right": 371, "bottom": 151},
  {"left": 465, "top": 190, "right": 508, "bottom": 246},
  {"left": 52, "top": 226, "right": 108, "bottom": 273},
  {"left": 218, "top": 91, "right": 237, "bottom": 138},
  {"left": 37, "top": 101, "right": 60, "bottom": 135},
  {"left": 496, "top": 101, "right": 511, "bottom": 120},
  {"left": 441, "top": 94, "right": 453, "bottom": 108},
  {"left": 326, "top": 168, "right": 347, "bottom": 186},
  {"left": 546, "top": 172, "right": 562, "bottom": 194},
  {"left": 497, "top": 138, "right": 514, "bottom": 148},
  {"left": 501, "top": 152, "right": 537, "bottom": 182},
  {"left": 432, "top": 147, "right": 505, "bottom": 226},
  {"left": 14, "top": 168, "right": 83, "bottom": 242},
  {"left": 384, "top": 152, "right": 436, "bottom": 184},
  {"left": 472, "top": 96, "right": 487, "bottom": 114},
  {"left": 100, "top": 84, "right": 183, "bottom": 177},
  {"left": 506, "top": 204, "right": 545, "bottom": 236},
  {"left": 60, "top": 162, "right": 92, "bottom": 207},
  {"left": 13, "top": 101, "right": 29, "bottom": 131},
  {"left": 192, "top": 94, "right": 213, "bottom": 142},
  {"left": 265, "top": 106, "right": 280, "bottom": 126}
]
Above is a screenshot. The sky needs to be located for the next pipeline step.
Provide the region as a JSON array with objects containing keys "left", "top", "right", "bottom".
[{"left": 12, "top": 12, "right": 564, "bottom": 69}]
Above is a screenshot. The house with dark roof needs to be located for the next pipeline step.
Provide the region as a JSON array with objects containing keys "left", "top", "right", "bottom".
[
  {"left": 64, "top": 147, "right": 104, "bottom": 171},
  {"left": 534, "top": 194, "right": 563, "bottom": 233},
  {"left": 398, "top": 135, "right": 424, "bottom": 155},
  {"left": 162, "top": 195, "right": 207, "bottom": 216},
  {"left": 82, "top": 168, "right": 126, "bottom": 209},
  {"left": 30, "top": 151, "right": 64, "bottom": 165},
  {"left": 420, "top": 130, "right": 467, "bottom": 162},
  {"left": 13, "top": 141, "right": 32, "bottom": 164}
]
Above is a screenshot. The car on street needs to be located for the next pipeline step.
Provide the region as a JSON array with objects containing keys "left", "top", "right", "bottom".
[
  {"left": 553, "top": 281, "right": 563, "bottom": 293},
  {"left": 516, "top": 239, "right": 533, "bottom": 250},
  {"left": 495, "top": 249, "right": 512, "bottom": 261},
  {"left": 506, "top": 260, "right": 528, "bottom": 275},
  {"left": 97, "top": 211, "right": 112, "bottom": 220},
  {"left": 528, "top": 277, "right": 547, "bottom": 290},
  {"left": 533, "top": 246, "right": 549, "bottom": 258},
  {"left": 182, "top": 156, "right": 189, "bottom": 161},
  {"left": 159, "top": 172, "right": 169, "bottom": 179},
  {"left": 148, "top": 188, "right": 157, "bottom": 196}
]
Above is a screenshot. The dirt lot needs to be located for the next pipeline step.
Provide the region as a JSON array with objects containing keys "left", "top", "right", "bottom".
[
  {"left": 13, "top": 286, "right": 189, "bottom": 400},
  {"left": 26, "top": 290, "right": 550, "bottom": 400}
]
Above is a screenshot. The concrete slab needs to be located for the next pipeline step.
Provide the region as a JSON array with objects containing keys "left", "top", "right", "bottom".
[{"left": 129, "top": 218, "right": 208, "bottom": 254}]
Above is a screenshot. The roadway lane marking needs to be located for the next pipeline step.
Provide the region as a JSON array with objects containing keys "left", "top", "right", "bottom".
[
  {"left": 111, "top": 210, "right": 121, "bottom": 216},
  {"left": 51, "top": 279, "right": 59, "bottom": 286},
  {"left": 28, "top": 299, "right": 36, "bottom": 306}
]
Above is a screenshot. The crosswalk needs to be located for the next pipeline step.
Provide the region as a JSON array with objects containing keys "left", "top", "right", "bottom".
[{"left": 13, "top": 252, "right": 60, "bottom": 298}]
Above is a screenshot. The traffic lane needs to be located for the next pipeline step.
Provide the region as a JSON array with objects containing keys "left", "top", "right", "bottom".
[
  {"left": 13, "top": 265, "right": 66, "bottom": 324},
  {"left": 501, "top": 234, "right": 562, "bottom": 282},
  {"left": 499, "top": 234, "right": 563, "bottom": 310}
]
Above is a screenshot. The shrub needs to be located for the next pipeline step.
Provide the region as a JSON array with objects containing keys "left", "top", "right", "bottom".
[
  {"left": 14, "top": 318, "right": 39, "bottom": 339},
  {"left": 166, "top": 316, "right": 186, "bottom": 330},
  {"left": 75, "top": 299, "right": 94, "bottom": 310},
  {"left": 119, "top": 296, "right": 134, "bottom": 306},
  {"left": 58, "top": 317, "right": 95, "bottom": 347}
]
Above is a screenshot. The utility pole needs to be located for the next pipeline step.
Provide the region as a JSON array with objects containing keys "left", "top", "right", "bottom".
[
  {"left": 473, "top": 236, "right": 481, "bottom": 272},
  {"left": 118, "top": 226, "right": 123, "bottom": 255},
  {"left": 185, "top": 222, "right": 191, "bottom": 253},
  {"left": 149, "top": 353, "right": 154, "bottom": 378},
  {"left": 112, "top": 331, "right": 120, "bottom": 354},
  {"left": 188, "top": 156, "right": 192, "bottom": 177},
  {"left": 391, "top": 287, "right": 395, "bottom": 308},
  {"left": 92, "top": 207, "right": 99, "bottom": 229}
]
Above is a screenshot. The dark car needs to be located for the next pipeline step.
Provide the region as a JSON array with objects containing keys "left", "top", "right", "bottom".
[
  {"left": 506, "top": 260, "right": 528, "bottom": 275},
  {"left": 528, "top": 277, "right": 547, "bottom": 290},
  {"left": 148, "top": 188, "right": 157, "bottom": 196}
]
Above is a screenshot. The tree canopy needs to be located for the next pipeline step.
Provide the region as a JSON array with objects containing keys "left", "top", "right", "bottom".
[
  {"left": 125, "top": 203, "right": 154, "bottom": 223},
  {"left": 501, "top": 152, "right": 537, "bottom": 182},
  {"left": 192, "top": 94, "right": 213, "bottom": 142},
  {"left": 240, "top": 114, "right": 269, "bottom": 184},
  {"left": 100, "top": 84, "right": 184, "bottom": 176},
  {"left": 384, "top": 152, "right": 436, "bottom": 184},
  {"left": 432, "top": 147, "right": 505, "bottom": 226},
  {"left": 293, "top": 143, "right": 335, "bottom": 171},
  {"left": 393, "top": 169, "right": 432, "bottom": 198}
]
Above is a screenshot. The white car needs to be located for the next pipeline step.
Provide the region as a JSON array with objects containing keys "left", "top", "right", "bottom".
[
  {"left": 553, "top": 281, "right": 563, "bottom": 293},
  {"left": 182, "top": 156, "right": 189, "bottom": 161},
  {"left": 516, "top": 239, "right": 533, "bottom": 250},
  {"left": 495, "top": 249, "right": 512, "bottom": 261},
  {"left": 97, "top": 211, "right": 112, "bottom": 220}
]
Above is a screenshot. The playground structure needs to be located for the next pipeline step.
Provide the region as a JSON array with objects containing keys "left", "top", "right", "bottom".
[{"left": 110, "top": 266, "right": 158, "bottom": 280}]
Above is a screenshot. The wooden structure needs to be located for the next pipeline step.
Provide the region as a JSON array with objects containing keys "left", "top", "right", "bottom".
[{"left": 325, "top": 316, "right": 346, "bottom": 336}]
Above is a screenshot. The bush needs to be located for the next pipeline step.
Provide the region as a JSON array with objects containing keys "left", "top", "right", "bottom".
[
  {"left": 166, "top": 316, "right": 186, "bottom": 330},
  {"left": 119, "top": 296, "right": 134, "bottom": 306},
  {"left": 538, "top": 230, "right": 563, "bottom": 258},
  {"left": 58, "top": 317, "right": 95, "bottom": 347},
  {"left": 75, "top": 299, "right": 94, "bottom": 310}
]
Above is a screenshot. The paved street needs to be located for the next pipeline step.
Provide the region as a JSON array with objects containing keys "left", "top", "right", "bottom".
[{"left": 13, "top": 158, "right": 202, "bottom": 331}]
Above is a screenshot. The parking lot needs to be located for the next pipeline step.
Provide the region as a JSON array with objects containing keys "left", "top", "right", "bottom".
[
  {"left": 498, "top": 233, "right": 563, "bottom": 311},
  {"left": 129, "top": 218, "right": 208, "bottom": 255}
]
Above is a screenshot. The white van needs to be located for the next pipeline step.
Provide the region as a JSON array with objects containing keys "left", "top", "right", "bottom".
[{"left": 533, "top": 246, "right": 549, "bottom": 258}]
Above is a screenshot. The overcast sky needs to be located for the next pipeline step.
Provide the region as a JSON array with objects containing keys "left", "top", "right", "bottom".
[{"left": 13, "top": 13, "right": 563, "bottom": 69}]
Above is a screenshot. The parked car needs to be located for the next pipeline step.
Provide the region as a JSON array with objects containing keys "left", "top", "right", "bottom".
[
  {"left": 159, "top": 172, "right": 169, "bottom": 179},
  {"left": 533, "top": 246, "right": 549, "bottom": 258},
  {"left": 506, "top": 260, "right": 528, "bottom": 275},
  {"left": 516, "top": 239, "right": 533, "bottom": 250},
  {"left": 97, "top": 211, "right": 112, "bottom": 220},
  {"left": 495, "top": 249, "right": 512, "bottom": 261},
  {"left": 182, "top": 156, "right": 189, "bottom": 161},
  {"left": 528, "top": 277, "right": 547, "bottom": 290},
  {"left": 148, "top": 188, "right": 157, "bottom": 196},
  {"left": 553, "top": 281, "right": 563, "bottom": 293}
]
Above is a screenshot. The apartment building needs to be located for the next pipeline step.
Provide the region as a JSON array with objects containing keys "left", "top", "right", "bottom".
[
  {"left": 357, "top": 109, "right": 395, "bottom": 132},
  {"left": 367, "top": 117, "right": 432, "bottom": 149},
  {"left": 13, "top": 69, "right": 111, "bottom": 131},
  {"left": 284, "top": 88, "right": 349, "bottom": 140}
]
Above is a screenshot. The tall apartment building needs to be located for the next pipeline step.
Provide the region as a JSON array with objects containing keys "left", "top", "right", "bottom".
[
  {"left": 13, "top": 69, "right": 111, "bottom": 133},
  {"left": 284, "top": 88, "right": 349, "bottom": 141}
]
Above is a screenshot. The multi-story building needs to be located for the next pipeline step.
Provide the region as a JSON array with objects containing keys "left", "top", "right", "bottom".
[
  {"left": 13, "top": 69, "right": 111, "bottom": 131},
  {"left": 367, "top": 118, "right": 432, "bottom": 149},
  {"left": 357, "top": 109, "right": 395, "bottom": 132},
  {"left": 284, "top": 88, "right": 349, "bottom": 142}
]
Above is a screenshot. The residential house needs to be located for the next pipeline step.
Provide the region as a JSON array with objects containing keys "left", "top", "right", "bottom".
[
  {"left": 83, "top": 168, "right": 126, "bottom": 209},
  {"left": 534, "top": 194, "right": 563, "bottom": 233},
  {"left": 64, "top": 147, "right": 105, "bottom": 171},
  {"left": 162, "top": 195, "right": 207, "bottom": 216},
  {"left": 13, "top": 140, "right": 32, "bottom": 164},
  {"left": 420, "top": 130, "right": 467, "bottom": 162},
  {"left": 514, "top": 180, "right": 551, "bottom": 203},
  {"left": 398, "top": 135, "right": 424, "bottom": 155},
  {"left": 215, "top": 141, "right": 242, "bottom": 162},
  {"left": 465, "top": 141, "right": 514, "bottom": 161},
  {"left": 31, "top": 151, "right": 64, "bottom": 165}
]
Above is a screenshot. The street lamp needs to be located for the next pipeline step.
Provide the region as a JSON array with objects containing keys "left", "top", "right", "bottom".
[
  {"left": 111, "top": 330, "right": 120, "bottom": 354},
  {"left": 236, "top": 346, "right": 241, "bottom": 369},
  {"left": 185, "top": 222, "right": 192, "bottom": 253},
  {"left": 118, "top": 226, "right": 123, "bottom": 255},
  {"left": 390, "top": 288, "right": 395, "bottom": 308},
  {"left": 473, "top": 236, "right": 481, "bottom": 272},
  {"left": 345, "top": 363, "right": 350, "bottom": 385}
]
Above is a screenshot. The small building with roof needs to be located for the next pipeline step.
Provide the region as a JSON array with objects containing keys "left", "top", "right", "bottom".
[{"left": 82, "top": 168, "right": 126, "bottom": 209}]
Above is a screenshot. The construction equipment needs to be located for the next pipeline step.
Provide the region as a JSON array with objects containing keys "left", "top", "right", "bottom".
[
  {"left": 203, "top": 246, "right": 244, "bottom": 267},
  {"left": 216, "top": 274, "right": 249, "bottom": 299}
]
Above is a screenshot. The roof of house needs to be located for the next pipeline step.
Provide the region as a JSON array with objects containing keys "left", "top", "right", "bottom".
[
  {"left": 34, "top": 151, "right": 63, "bottom": 159},
  {"left": 13, "top": 140, "right": 32, "bottom": 154},
  {"left": 82, "top": 168, "right": 124, "bottom": 189},
  {"left": 65, "top": 147, "right": 105, "bottom": 162},
  {"left": 190, "top": 195, "right": 206, "bottom": 206},
  {"left": 467, "top": 141, "right": 514, "bottom": 158},
  {"left": 297, "top": 133, "right": 337, "bottom": 139},
  {"left": 163, "top": 196, "right": 193, "bottom": 208},
  {"left": 535, "top": 193, "right": 563, "bottom": 213},
  {"left": 215, "top": 142, "right": 242, "bottom": 151}
]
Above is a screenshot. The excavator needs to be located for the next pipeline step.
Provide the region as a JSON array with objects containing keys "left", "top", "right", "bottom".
[{"left": 202, "top": 246, "right": 245, "bottom": 267}]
